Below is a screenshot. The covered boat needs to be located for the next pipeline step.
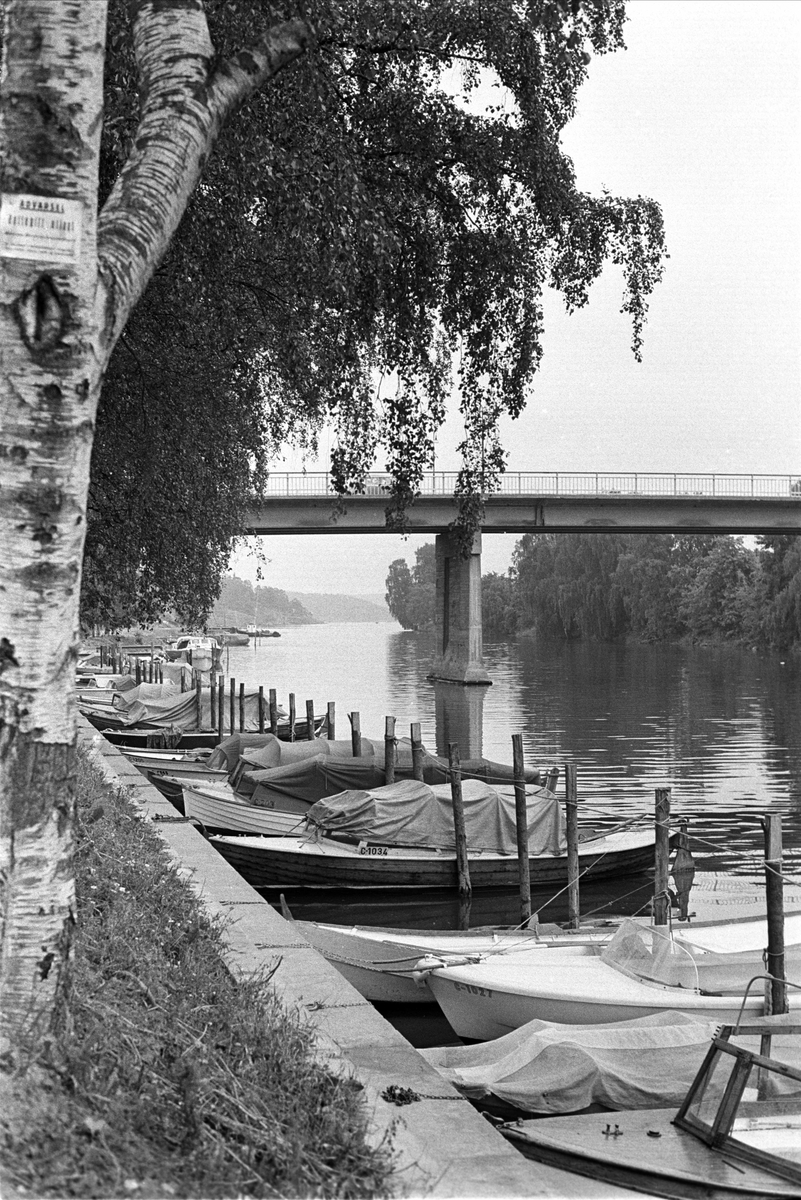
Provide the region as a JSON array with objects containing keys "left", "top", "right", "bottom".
[
  {"left": 304, "top": 777, "right": 565, "bottom": 853},
  {"left": 81, "top": 681, "right": 277, "bottom": 733},
  {"left": 501, "top": 1015, "right": 801, "bottom": 1197},
  {"left": 424, "top": 1011, "right": 723, "bottom": 1114},
  {"left": 208, "top": 778, "right": 663, "bottom": 889},
  {"left": 235, "top": 736, "right": 544, "bottom": 798}
]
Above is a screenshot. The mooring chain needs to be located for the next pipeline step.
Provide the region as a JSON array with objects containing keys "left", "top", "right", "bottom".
[{"left": 380, "top": 1084, "right": 466, "bottom": 1105}]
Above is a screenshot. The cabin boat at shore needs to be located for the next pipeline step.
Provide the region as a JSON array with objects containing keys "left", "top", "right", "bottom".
[{"left": 501, "top": 1015, "right": 801, "bottom": 1198}]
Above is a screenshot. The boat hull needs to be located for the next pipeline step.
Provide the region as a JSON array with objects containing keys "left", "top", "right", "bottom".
[
  {"left": 209, "top": 827, "right": 662, "bottom": 890},
  {"left": 97, "top": 717, "right": 323, "bottom": 749},
  {"left": 502, "top": 1106, "right": 801, "bottom": 1198},
  {"left": 294, "top": 921, "right": 601, "bottom": 1004},
  {"left": 183, "top": 787, "right": 308, "bottom": 836},
  {"left": 427, "top": 955, "right": 801, "bottom": 1040}
]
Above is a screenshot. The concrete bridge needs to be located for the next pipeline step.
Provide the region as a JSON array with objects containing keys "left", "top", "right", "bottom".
[{"left": 244, "top": 472, "right": 801, "bottom": 686}]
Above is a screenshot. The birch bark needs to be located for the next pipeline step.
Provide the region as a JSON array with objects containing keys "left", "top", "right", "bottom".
[
  {"left": 0, "top": 0, "right": 310, "bottom": 1043},
  {"left": 0, "top": 0, "right": 106, "bottom": 1040}
]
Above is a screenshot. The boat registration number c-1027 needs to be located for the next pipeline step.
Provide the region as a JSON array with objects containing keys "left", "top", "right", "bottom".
[
  {"left": 357, "top": 842, "right": 389, "bottom": 856},
  {"left": 453, "top": 982, "right": 493, "bottom": 997}
]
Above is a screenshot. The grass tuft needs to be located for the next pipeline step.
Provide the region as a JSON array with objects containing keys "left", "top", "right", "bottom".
[{"left": 2, "top": 752, "right": 395, "bottom": 1198}]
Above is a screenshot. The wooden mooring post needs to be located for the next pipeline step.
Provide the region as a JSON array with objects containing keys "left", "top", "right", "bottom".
[
  {"left": 258, "top": 686, "right": 265, "bottom": 734},
  {"left": 384, "top": 716, "right": 396, "bottom": 784},
  {"left": 654, "top": 787, "right": 672, "bottom": 926},
  {"left": 349, "top": 711, "right": 361, "bottom": 757},
  {"left": 239, "top": 681, "right": 245, "bottom": 732},
  {"left": 269, "top": 689, "right": 278, "bottom": 735},
  {"left": 210, "top": 672, "right": 217, "bottom": 730},
  {"left": 229, "top": 678, "right": 236, "bottom": 738},
  {"left": 195, "top": 675, "right": 202, "bottom": 728},
  {"left": 326, "top": 701, "right": 336, "bottom": 740},
  {"left": 511, "top": 734, "right": 531, "bottom": 927},
  {"left": 764, "top": 814, "right": 787, "bottom": 1015},
  {"left": 217, "top": 678, "right": 224, "bottom": 742},
  {"left": 411, "top": 723, "right": 424, "bottom": 781},
  {"left": 288, "top": 693, "right": 296, "bottom": 741},
  {"left": 306, "top": 699, "right": 315, "bottom": 740},
  {"left": 448, "top": 742, "right": 472, "bottom": 929},
  {"left": 565, "top": 762, "right": 580, "bottom": 930}
]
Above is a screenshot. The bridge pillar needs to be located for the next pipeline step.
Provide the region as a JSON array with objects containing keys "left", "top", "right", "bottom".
[{"left": 428, "top": 531, "right": 491, "bottom": 686}]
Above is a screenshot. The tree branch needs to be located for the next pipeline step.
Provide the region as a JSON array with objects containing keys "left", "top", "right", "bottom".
[{"left": 96, "top": 1, "right": 311, "bottom": 358}]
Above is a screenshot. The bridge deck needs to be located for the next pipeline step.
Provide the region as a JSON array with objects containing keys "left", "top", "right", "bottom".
[{"left": 245, "top": 473, "right": 801, "bottom": 535}]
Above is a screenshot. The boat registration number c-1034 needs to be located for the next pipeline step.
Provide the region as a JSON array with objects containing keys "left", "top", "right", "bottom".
[{"left": 357, "top": 842, "right": 389, "bottom": 856}]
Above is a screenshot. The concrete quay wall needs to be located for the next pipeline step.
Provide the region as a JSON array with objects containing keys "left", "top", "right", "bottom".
[{"left": 79, "top": 721, "right": 631, "bottom": 1199}]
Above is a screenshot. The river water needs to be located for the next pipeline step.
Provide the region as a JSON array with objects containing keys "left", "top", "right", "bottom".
[{"left": 222, "top": 624, "right": 801, "bottom": 930}]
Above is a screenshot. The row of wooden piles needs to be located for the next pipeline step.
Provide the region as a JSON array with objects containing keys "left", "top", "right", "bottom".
[{"left": 94, "top": 645, "right": 791, "bottom": 1013}]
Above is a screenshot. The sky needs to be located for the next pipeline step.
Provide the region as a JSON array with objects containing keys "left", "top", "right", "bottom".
[{"left": 232, "top": 0, "right": 801, "bottom": 596}]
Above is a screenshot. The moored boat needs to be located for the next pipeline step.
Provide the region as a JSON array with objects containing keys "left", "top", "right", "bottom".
[
  {"left": 500, "top": 1014, "right": 801, "bottom": 1197},
  {"left": 182, "top": 781, "right": 309, "bottom": 836},
  {"left": 211, "top": 830, "right": 658, "bottom": 890},
  {"left": 425, "top": 917, "right": 801, "bottom": 1038},
  {"left": 94, "top": 713, "right": 323, "bottom": 748},
  {"left": 120, "top": 748, "right": 230, "bottom": 802},
  {"left": 289, "top": 910, "right": 801, "bottom": 1007},
  {"left": 424, "top": 1010, "right": 725, "bottom": 1115},
  {"left": 287, "top": 917, "right": 611, "bottom": 1003}
]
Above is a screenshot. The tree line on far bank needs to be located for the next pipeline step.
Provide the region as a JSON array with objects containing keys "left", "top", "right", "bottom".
[{"left": 386, "top": 534, "right": 801, "bottom": 649}]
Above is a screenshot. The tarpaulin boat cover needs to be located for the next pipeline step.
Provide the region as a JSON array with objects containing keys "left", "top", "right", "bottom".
[
  {"left": 206, "top": 732, "right": 292, "bottom": 772},
  {"left": 423, "top": 1012, "right": 723, "bottom": 1113},
  {"left": 235, "top": 734, "right": 541, "bottom": 786},
  {"left": 106, "top": 685, "right": 274, "bottom": 732},
  {"left": 161, "top": 662, "right": 193, "bottom": 688},
  {"left": 389, "top": 739, "right": 541, "bottom": 785},
  {"left": 305, "top": 778, "right": 565, "bottom": 853},
  {"left": 249, "top": 756, "right": 388, "bottom": 808},
  {"left": 241, "top": 737, "right": 379, "bottom": 772}
]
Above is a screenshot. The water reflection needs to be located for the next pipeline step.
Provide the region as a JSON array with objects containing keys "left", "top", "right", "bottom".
[
  {"left": 433, "top": 682, "right": 485, "bottom": 760},
  {"left": 226, "top": 626, "right": 801, "bottom": 892}
]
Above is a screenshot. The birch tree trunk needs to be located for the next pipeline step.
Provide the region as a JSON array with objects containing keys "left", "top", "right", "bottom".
[
  {"left": 0, "top": 0, "right": 107, "bottom": 1042},
  {"left": 0, "top": 0, "right": 310, "bottom": 1046}
]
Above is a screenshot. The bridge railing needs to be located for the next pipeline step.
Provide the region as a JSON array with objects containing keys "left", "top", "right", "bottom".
[{"left": 262, "top": 471, "right": 801, "bottom": 499}]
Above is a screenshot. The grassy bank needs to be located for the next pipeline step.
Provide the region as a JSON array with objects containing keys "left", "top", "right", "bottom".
[{"left": 1, "top": 754, "right": 394, "bottom": 1198}]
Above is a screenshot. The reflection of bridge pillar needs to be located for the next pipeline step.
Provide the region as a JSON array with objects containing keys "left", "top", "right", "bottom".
[
  {"left": 434, "top": 682, "right": 485, "bottom": 759},
  {"left": 428, "top": 531, "right": 491, "bottom": 686}
]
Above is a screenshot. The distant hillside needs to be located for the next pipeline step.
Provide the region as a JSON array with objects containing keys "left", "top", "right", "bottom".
[
  {"left": 288, "top": 592, "right": 394, "bottom": 624},
  {"left": 210, "top": 577, "right": 318, "bottom": 627}
]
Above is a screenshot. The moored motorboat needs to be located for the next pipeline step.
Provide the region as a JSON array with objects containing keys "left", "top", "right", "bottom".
[
  {"left": 289, "top": 910, "right": 801, "bottom": 1007},
  {"left": 425, "top": 917, "right": 801, "bottom": 1038},
  {"left": 500, "top": 1015, "right": 801, "bottom": 1197},
  {"left": 287, "top": 918, "right": 611, "bottom": 1003}
]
